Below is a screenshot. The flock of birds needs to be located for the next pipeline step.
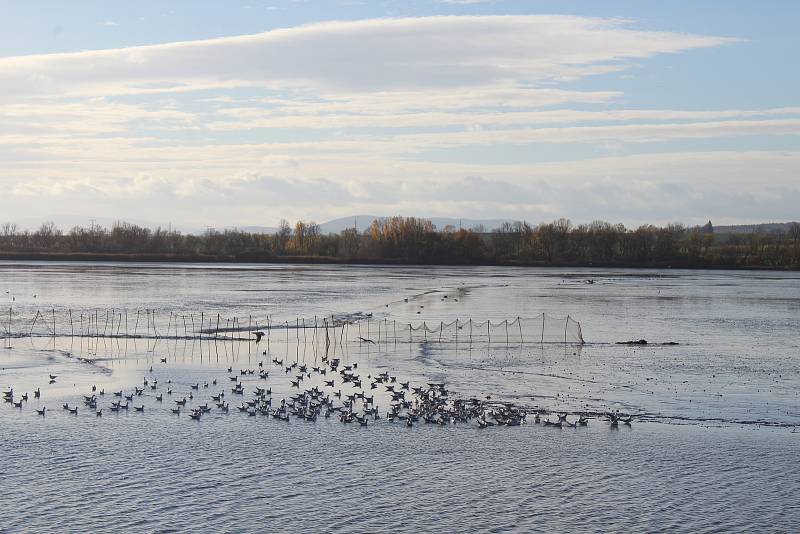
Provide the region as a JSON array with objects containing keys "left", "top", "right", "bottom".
[{"left": 2, "top": 334, "right": 635, "bottom": 431}]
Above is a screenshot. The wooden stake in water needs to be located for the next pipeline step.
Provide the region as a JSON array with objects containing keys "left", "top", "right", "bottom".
[{"left": 541, "top": 313, "right": 545, "bottom": 344}]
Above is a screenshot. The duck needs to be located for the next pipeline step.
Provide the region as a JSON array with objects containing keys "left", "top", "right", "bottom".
[{"left": 36, "top": 407, "right": 46, "bottom": 416}]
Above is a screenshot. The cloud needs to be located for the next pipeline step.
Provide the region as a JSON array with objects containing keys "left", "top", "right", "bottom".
[
  {"left": 0, "top": 15, "right": 735, "bottom": 98},
  {"left": 2, "top": 14, "right": 790, "bottom": 228},
  {"left": 1, "top": 147, "right": 797, "bottom": 225}
]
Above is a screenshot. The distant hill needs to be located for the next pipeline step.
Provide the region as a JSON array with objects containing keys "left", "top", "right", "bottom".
[
  {"left": 317, "top": 215, "right": 519, "bottom": 234},
  {"left": 713, "top": 222, "right": 800, "bottom": 235},
  {"left": 239, "top": 216, "right": 519, "bottom": 235}
]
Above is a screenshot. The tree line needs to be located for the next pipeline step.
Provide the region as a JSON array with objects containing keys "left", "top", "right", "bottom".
[{"left": 1, "top": 218, "right": 799, "bottom": 269}]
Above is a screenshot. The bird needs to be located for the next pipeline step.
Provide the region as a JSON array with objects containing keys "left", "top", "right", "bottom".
[
  {"left": 36, "top": 407, "right": 46, "bottom": 416},
  {"left": 252, "top": 331, "right": 265, "bottom": 343}
]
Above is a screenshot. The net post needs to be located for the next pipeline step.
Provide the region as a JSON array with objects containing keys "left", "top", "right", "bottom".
[{"left": 541, "top": 313, "right": 545, "bottom": 344}]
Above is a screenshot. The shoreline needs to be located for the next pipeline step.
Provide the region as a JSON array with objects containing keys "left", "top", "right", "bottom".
[{"left": 0, "top": 251, "right": 796, "bottom": 271}]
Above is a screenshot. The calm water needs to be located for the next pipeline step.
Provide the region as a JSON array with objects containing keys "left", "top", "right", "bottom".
[{"left": 1, "top": 262, "right": 799, "bottom": 532}]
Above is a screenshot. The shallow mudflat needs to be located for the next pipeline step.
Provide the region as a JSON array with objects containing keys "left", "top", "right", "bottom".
[{"left": 1, "top": 262, "right": 799, "bottom": 532}]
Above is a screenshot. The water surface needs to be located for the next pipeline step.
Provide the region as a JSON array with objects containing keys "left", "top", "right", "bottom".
[{"left": 1, "top": 262, "right": 798, "bottom": 532}]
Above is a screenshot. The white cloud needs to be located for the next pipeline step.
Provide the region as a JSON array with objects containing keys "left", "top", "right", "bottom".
[
  {"left": 0, "top": 15, "right": 735, "bottom": 98},
  {"left": 2, "top": 14, "right": 792, "bottom": 228}
]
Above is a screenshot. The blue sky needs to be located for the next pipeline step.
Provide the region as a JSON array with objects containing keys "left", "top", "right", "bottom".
[{"left": 0, "top": 1, "right": 798, "bottom": 230}]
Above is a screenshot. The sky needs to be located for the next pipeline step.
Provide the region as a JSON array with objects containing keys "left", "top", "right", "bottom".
[{"left": 0, "top": 0, "right": 798, "bottom": 231}]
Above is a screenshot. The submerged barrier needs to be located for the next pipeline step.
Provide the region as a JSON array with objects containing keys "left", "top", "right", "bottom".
[{"left": 2, "top": 307, "right": 584, "bottom": 345}]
